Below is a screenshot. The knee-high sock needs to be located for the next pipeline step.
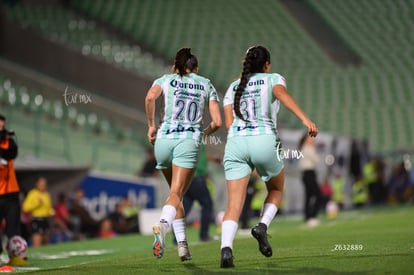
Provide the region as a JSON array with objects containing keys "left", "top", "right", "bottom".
[
  {"left": 259, "top": 203, "right": 278, "bottom": 227},
  {"left": 220, "top": 220, "right": 238, "bottom": 250},
  {"left": 159, "top": 204, "right": 176, "bottom": 228},
  {"left": 172, "top": 219, "right": 186, "bottom": 242}
]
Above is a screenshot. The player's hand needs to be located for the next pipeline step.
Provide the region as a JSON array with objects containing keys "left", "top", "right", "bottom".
[
  {"left": 147, "top": 126, "right": 157, "bottom": 145},
  {"left": 303, "top": 119, "right": 318, "bottom": 137}
]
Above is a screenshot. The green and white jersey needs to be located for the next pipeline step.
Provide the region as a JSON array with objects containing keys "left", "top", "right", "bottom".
[
  {"left": 223, "top": 73, "right": 286, "bottom": 138},
  {"left": 154, "top": 73, "right": 219, "bottom": 141}
]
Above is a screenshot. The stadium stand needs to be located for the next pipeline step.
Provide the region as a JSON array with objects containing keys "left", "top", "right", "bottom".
[
  {"left": 67, "top": 0, "right": 413, "bottom": 154},
  {"left": 1, "top": 0, "right": 413, "bottom": 165},
  {"left": 3, "top": 2, "right": 170, "bottom": 79},
  {"left": 0, "top": 59, "right": 147, "bottom": 175}
]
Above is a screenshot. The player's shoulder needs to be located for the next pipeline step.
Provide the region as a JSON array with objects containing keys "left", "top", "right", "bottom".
[
  {"left": 268, "top": 73, "right": 286, "bottom": 86},
  {"left": 268, "top": 72, "right": 285, "bottom": 79},
  {"left": 153, "top": 74, "right": 171, "bottom": 84},
  {"left": 159, "top": 73, "right": 175, "bottom": 81},
  {"left": 228, "top": 78, "right": 240, "bottom": 89},
  {"left": 190, "top": 73, "right": 211, "bottom": 83}
]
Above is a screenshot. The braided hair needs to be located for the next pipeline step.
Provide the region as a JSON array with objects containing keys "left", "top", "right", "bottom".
[
  {"left": 234, "top": 46, "right": 271, "bottom": 121},
  {"left": 174, "top": 48, "right": 198, "bottom": 77}
]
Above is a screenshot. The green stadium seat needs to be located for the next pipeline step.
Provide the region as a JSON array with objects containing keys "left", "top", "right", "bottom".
[{"left": 4, "top": 0, "right": 413, "bottom": 155}]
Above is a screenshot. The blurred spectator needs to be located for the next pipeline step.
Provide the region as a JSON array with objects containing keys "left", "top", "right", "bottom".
[
  {"left": 0, "top": 113, "right": 21, "bottom": 256},
  {"left": 332, "top": 174, "right": 346, "bottom": 209},
  {"left": 107, "top": 202, "right": 129, "bottom": 234},
  {"left": 299, "top": 133, "right": 322, "bottom": 227},
  {"left": 320, "top": 178, "right": 333, "bottom": 210},
  {"left": 250, "top": 176, "right": 266, "bottom": 218},
  {"left": 119, "top": 197, "right": 140, "bottom": 233},
  {"left": 352, "top": 176, "right": 369, "bottom": 208},
  {"left": 69, "top": 188, "right": 99, "bottom": 238},
  {"left": 51, "top": 193, "right": 73, "bottom": 243},
  {"left": 363, "top": 158, "right": 387, "bottom": 204},
  {"left": 22, "top": 177, "right": 54, "bottom": 247},
  {"left": 139, "top": 148, "right": 158, "bottom": 177},
  {"left": 363, "top": 158, "right": 376, "bottom": 196},
  {"left": 349, "top": 140, "right": 363, "bottom": 180},
  {"left": 387, "top": 162, "right": 411, "bottom": 204},
  {"left": 409, "top": 167, "right": 414, "bottom": 203},
  {"left": 98, "top": 218, "right": 116, "bottom": 239}
]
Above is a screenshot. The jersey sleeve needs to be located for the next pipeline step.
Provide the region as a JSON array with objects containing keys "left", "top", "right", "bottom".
[
  {"left": 223, "top": 84, "right": 234, "bottom": 107},
  {"left": 208, "top": 82, "right": 220, "bottom": 102},
  {"left": 152, "top": 75, "right": 166, "bottom": 87},
  {"left": 270, "top": 73, "right": 287, "bottom": 88}
]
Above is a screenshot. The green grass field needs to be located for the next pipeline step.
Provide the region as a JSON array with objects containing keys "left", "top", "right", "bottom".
[{"left": 11, "top": 205, "right": 414, "bottom": 274}]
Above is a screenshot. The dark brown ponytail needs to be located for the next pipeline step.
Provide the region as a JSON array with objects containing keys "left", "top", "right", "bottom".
[
  {"left": 234, "top": 58, "right": 251, "bottom": 121},
  {"left": 234, "top": 46, "right": 271, "bottom": 121},
  {"left": 174, "top": 48, "right": 198, "bottom": 77}
]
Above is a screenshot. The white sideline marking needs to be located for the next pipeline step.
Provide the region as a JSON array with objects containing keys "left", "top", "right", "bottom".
[{"left": 31, "top": 249, "right": 112, "bottom": 260}]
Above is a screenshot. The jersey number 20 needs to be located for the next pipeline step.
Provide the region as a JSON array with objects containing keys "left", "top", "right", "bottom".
[{"left": 175, "top": 99, "right": 199, "bottom": 122}]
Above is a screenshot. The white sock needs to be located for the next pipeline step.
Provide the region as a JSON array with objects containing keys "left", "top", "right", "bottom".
[
  {"left": 172, "top": 219, "right": 186, "bottom": 243},
  {"left": 259, "top": 203, "right": 278, "bottom": 227},
  {"left": 159, "top": 204, "right": 176, "bottom": 228},
  {"left": 220, "top": 220, "right": 238, "bottom": 250}
]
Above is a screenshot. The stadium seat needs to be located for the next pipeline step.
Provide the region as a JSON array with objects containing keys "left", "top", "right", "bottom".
[{"left": 3, "top": 0, "right": 413, "bottom": 155}]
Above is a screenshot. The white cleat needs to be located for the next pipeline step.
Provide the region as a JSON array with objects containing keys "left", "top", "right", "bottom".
[
  {"left": 177, "top": 241, "right": 192, "bottom": 261},
  {"left": 152, "top": 223, "right": 167, "bottom": 258}
]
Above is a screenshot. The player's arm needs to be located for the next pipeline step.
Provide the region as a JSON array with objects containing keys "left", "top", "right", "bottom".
[
  {"left": 204, "top": 99, "right": 222, "bottom": 136},
  {"left": 223, "top": 104, "right": 234, "bottom": 129},
  {"left": 273, "top": 85, "right": 318, "bottom": 137},
  {"left": 145, "top": 85, "right": 162, "bottom": 144}
]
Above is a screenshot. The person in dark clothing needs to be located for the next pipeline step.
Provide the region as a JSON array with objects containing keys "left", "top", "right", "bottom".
[
  {"left": 0, "top": 114, "right": 21, "bottom": 258},
  {"left": 139, "top": 148, "right": 158, "bottom": 177},
  {"left": 350, "top": 140, "right": 362, "bottom": 180},
  {"left": 182, "top": 144, "right": 219, "bottom": 241},
  {"left": 107, "top": 202, "right": 129, "bottom": 234},
  {"left": 69, "top": 188, "right": 99, "bottom": 238},
  {"left": 299, "top": 133, "right": 322, "bottom": 227}
]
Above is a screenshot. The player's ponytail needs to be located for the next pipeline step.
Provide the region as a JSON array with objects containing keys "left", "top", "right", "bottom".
[
  {"left": 174, "top": 48, "right": 198, "bottom": 77},
  {"left": 234, "top": 59, "right": 251, "bottom": 121},
  {"left": 234, "top": 46, "right": 271, "bottom": 121}
]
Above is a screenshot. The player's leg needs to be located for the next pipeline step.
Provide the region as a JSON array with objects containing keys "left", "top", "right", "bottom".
[
  {"left": 220, "top": 136, "right": 250, "bottom": 268},
  {"left": 250, "top": 135, "right": 284, "bottom": 257},
  {"left": 153, "top": 139, "right": 197, "bottom": 259},
  {"left": 220, "top": 175, "right": 250, "bottom": 268},
  {"left": 172, "top": 181, "right": 194, "bottom": 247},
  {"left": 30, "top": 220, "right": 42, "bottom": 247},
  {"left": 4, "top": 196, "right": 21, "bottom": 238},
  {"left": 0, "top": 198, "right": 5, "bottom": 256},
  {"left": 251, "top": 169, "right": 284, "bottom": 257},
  {"left": 182, "top": 178, "right": 196, "bottom": 218}
]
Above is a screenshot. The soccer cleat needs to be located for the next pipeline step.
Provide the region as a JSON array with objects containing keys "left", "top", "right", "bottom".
[
  {"left": 7, "top": 256, "right": 29, "bottom": 266},
  {"left": 152, "top": 222, "right": 167, "bottom": 259},
  {"left": 177, "top": 241, "right": 192, "bottom": 261},
  {"left": 251, "top": 223, "right": 273, "bottom": 257},
  {"left": 220, "top": 247, "right": 234, "bottom": 268}
]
